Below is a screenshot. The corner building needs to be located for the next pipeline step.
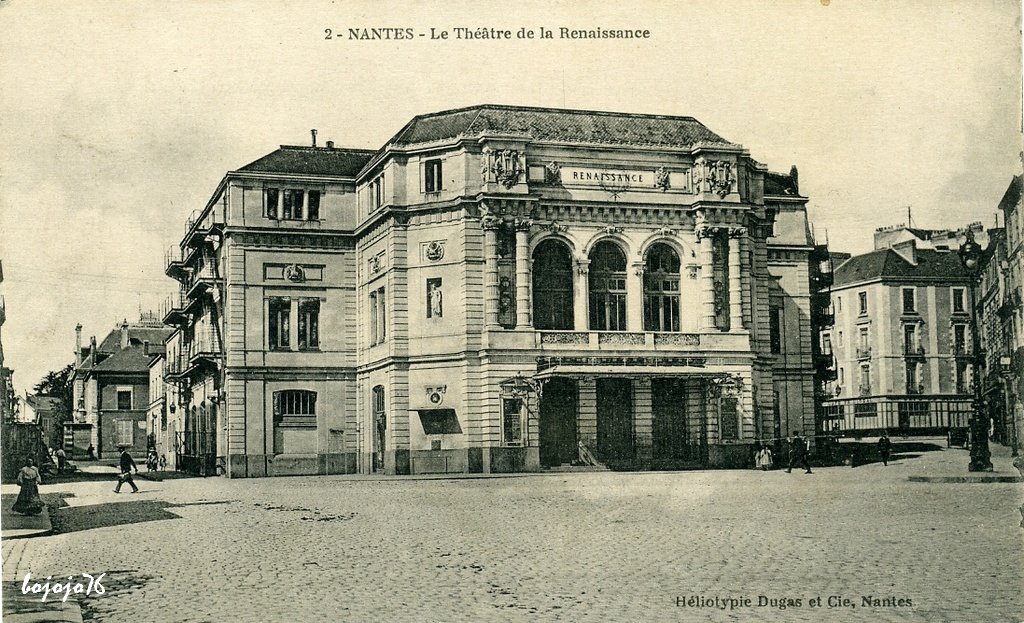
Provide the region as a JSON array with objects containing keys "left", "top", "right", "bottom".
[{"left": 167, "top": 105, "right": 820, "bottom": 477}]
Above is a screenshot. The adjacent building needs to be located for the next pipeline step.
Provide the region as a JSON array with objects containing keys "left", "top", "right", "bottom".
[
  {"left": 164, "top": 104, "right": 826, "bottom": 477},
  {"left": 70, "top": 316, "right": 172, "bottom": 458},
  {"left": 821, "top": 224, "right": 984, "bottom": 435},
  {"left": 978, "top": 176, "right": 1022, "bottom": 455}
]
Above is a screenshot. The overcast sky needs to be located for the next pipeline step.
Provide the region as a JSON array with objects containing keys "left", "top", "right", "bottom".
[{"left": 1, "top": 0, "right": 1021, "bottom": 396}]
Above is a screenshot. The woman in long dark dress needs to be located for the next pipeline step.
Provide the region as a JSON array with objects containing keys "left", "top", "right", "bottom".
[{"left": 12, "top": 458, "right": 44, "bottom": 516}]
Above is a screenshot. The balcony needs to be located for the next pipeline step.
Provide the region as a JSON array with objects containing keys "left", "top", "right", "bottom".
[
  {"left": 184, "top": 208, "right": 225, "bottom": 249},
  {"left": 857, "top": 384, "right": 872, "bottom": 396},
  {"left": 527, "top": 330, "right": 749, "bottom": 353},
  {"left": 160, "top": 293, "right": 189, "bottom": 327},
  {"left": 902, "top": 344, "right": 926, "bottom": 359},
  {"left": 810, "top": 271, "right": 834, "bottom": 290},
  {"left": 813, "top": 304, "right": 835, "bottom": 328},
  {"left": 905, "top": 384, "right": 925, "bottom": 395},
  {"left": 165, "top": 245, "right": 192, "bottom": 282},
  {"left": 856, "top": 346, "right": 872, "bottom": 360}
]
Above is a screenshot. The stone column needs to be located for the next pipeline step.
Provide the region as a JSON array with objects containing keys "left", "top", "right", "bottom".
[
  {"left": 515, "top": 219, "right": 533, "bottom": 329},
  {"left": 697, "top": 225, "right": 717, "bottom": 331},
  {"left": 574, "top": 260, "right": 590, "bottom": 331},
  {"left": 627, "top": 262, "right": 645, "bottom": 332},
  {"left": 729, "top": 227, "right": 745, "bottom": 330},
  {"left": 482, "top": 216, "right": 502, "bottom": 329}
]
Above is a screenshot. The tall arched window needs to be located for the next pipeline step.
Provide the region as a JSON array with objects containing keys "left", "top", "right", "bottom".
[
  {"left": 643, "top": 243, "right": 681, "bottom": 331},
  {"left": 589, "top": 240, "right": 627, "bottom": 331},
  {"left": 532, "top": 239, "right": 574, "bottom": 330}
]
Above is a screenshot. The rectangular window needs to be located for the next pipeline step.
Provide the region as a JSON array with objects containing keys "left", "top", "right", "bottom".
[
  {"left": 369, "top": 287, "right": 386, "bottom": 345},
  {"left": 854, "top": 402, "right": 877, "bottom": 418},
  {"left": 822, "top": 333, "right": 832, "bottom": 355},
  {"left": 274, "top": 390, "right": 317, "bottom": 428},
  {"left": 502, "top": 398, "right": 523, "bottom": 446},
  {"left": 266, "top": 188, "right": 279, "bottom": 219},
  {"left": 426, "top": 278, "right": 443, "bottom": 318},
  {"left": 859, "top": 364, "right": 871, "bottom": 395},
  {"left": 903, "top": 324, "right": 917, "bottom": 353},
  {"left": 905, "top": 361, "right": 919, "bottom": 393},
  {"left": 955, "top": 361, "right": 970, "bottom": 394},
  {"left": 952, "top": 287, "right": 966, "bottom": 313},
  {"left": 269, "top": 297, "right": 291, "bottom": 350},
  {"left": 282, "top": 189, "right": 304, "bottom": 220},
  {"left": 769, "top": 307, "right": 782, "bottom": 353},
  {"left": 953, "top": 324, "right": 967, "bottom": 353},
  {"left": 858, "top": 291, "right": 868, "bottom": 315},
  {"left": 371, "top": 176, "right": 384, "bottom": 209},
  {"left": 307, "top": 190, "right": 320, "bottom": 220},
  {"left": 424, "top": 159, "right": 443, "bottom": 193},
  {"left": 902, "top": 288, "right": 916, "bottom": 314},
  {"left": 117, "top": 389, "right": 132, "bottom": 410},
  {"left": 298, "top": 298, "right": 320, "bottom": 350},
  {"left": 117, "top": 420, "right": 134, "bottom": 445},
  {"left": 719, "top": 396, "right": 739, "bottom": 441}
]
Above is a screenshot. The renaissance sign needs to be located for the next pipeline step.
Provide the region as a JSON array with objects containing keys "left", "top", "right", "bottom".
[{"left": 561, "top": 167, "right": 650, "bottom": 186}]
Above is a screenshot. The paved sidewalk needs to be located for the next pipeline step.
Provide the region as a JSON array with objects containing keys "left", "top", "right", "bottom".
[{"left": 0, "top": 495, "right": 52, "bottom": 539}]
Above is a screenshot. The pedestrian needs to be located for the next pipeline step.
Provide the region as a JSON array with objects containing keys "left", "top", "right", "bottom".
[
  {"left": 55, "top": 447, "right": 66, "bottom": 474},
  {"left": 786, "top": 431, "right": 812, "bottom": 474},
  {"left": 878, "top": 432, "right": 892, "bottom": 466},
  {"left": 86, "top": 444, "right": 96, "bottom": 460},
  {"left": 12, "top": 458, "right": 45, "bottom": 516},
  {"left": 755, "top": 444, "right": 773, "bottom": 471},
  {"left": 113, "top": 447, "right": 139, "bottom": 493},
  {"left": 146, "top": 449, "right": 158, "bottom": 473},
  {"left": 159, "top": 454, "right": 167, "bottom": 471}
]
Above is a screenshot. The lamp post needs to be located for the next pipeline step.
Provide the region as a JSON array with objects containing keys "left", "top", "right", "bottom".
[{"left": 958, "top": 230, "right": 993, "bottom": 472}]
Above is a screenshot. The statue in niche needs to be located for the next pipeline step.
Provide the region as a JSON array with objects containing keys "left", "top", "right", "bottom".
[{"left": 427, "top": 278, "right": 443, "bottom": 318}]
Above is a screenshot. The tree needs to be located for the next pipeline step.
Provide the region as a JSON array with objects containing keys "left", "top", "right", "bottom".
[{"left": 33, "top": 364, "right": 74, "bottom": 448}]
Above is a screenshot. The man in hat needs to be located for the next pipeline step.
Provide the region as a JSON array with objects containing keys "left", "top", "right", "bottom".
[
  {"left": 878, "top": 431, "right": 893, "bottom": 466},
  {"left": 113, "top": 446, "right": 139, "bottom": 493}
]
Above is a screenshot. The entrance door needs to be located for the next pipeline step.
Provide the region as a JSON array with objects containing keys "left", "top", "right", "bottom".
[
  {"left": 652, "top": 378, "right": 702, "bottom": 467},
  {"left": 539, "top": 378, "right": 578, "bottom": 467},
  {"left": 596, "top": 378, "right": 634, "bottom": 465}
]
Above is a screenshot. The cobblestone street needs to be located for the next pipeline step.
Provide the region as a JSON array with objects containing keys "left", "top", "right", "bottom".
[{"left": 3, "top": 440, "right": 1022, "bottom": 623}]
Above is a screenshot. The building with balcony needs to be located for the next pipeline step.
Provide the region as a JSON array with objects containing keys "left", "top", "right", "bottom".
[
  {"left": 70, "top": 316, "right": 172, "bottom": 458},
  {"left": 165, "top": 105, "right": 825, "bottom": 477},
  {"left": 821, "top": 226, "right": 981, "bottom": 435}
]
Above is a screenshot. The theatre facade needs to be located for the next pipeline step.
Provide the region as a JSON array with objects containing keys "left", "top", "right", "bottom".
[{"left": 161, "top": 105, "right": 822, "bottom": 477}]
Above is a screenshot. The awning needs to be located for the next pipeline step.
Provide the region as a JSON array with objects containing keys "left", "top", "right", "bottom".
[
  {"left": 416, "top": 409, "right": 462, "bottom": 435},
  {"left": 534, "top": 365, "right": 734, "bottom": 379}
]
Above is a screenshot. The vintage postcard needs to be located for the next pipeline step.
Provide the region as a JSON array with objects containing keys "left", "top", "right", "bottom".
[{"left": 1, "top": 1, "right": 1022, "bottom": 621}]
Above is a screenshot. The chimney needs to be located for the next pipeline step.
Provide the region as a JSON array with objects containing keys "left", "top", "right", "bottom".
[
  {"left": 311, "top": 128, "right": 318, "bottom": 147},
  {"left": 326, "top": 140, "right": 335, "bottom": 149},
  {"left": 90, "top": 336, "right": 97, "bottom": 366},
  {"left": 75, "top": 324, "right": 83, "bottom": 365},
  {"left": 120, "top": 319, "right": 130, "bottom": 350},
  {"left": 143, "top": 340, "right": 150, "bottom": 356},
  {"left": 789, "top": 165, "right": 799, "bottom": 194},
  {"left": 892, "top": 239, "right": 918, "bottom": 266}
]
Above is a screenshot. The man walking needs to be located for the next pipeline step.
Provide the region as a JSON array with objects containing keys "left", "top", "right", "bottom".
[
  {"left": 55, "top": 447, "right": 66, "bottom": 474},
  {"left": 786, "top": 431, "right": 812, "bottom": 474},
  {"left": 113, "top": 447, "right": 139, "bottom": 493},
  {"left": 878, "top": 432, "right": 893, "bottom": 466}
]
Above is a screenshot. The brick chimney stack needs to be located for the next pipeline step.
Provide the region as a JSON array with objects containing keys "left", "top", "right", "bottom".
[
  {"left": 120, "top": 319, "right": 129, "bottom": 350},
  {"left": 75, "top": 324, "right": 83, "bottom": 365}
]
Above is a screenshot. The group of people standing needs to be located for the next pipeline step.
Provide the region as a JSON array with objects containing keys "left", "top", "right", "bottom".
[{"left": 754, "top": 431, "right": 896, "bottom": 471}]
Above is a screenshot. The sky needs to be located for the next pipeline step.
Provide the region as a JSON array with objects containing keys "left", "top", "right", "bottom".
[{"left": 0, "top": 0, "right": 1021, "bottom": 397}]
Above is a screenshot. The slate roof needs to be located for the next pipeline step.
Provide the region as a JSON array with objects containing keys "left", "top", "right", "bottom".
[
  {"left": 89, "top": 346, "right": 158, "bottom": 373},
  {"left": 833, "top": 248, "right": 970, "bottom": 287},
  {"left": 26, "top": 395, "right": 61, "bottom": 411},
  {"left": 385, "top": 105, "right": 731, "bottom": 148},
  {"left": 97, "top": 327, "right": 174, "bottom": 353},
  {"left": 764, "top": 171, "right": 798, "bottom": 196},
  {"left": 237, "top": 146, "right": 376, "bottom": 177},
  {"left": 77, "top": 325, "right": 173, "bottom": 376}
]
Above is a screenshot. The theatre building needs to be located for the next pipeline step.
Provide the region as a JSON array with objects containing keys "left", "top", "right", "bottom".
[{"left": 164, "top": 105, "right": 822, "bottom": 477}]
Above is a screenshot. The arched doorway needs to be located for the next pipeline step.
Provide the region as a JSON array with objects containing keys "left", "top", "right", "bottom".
[{"left": 539, "top": 377, "right": 578, "bottom": 467}]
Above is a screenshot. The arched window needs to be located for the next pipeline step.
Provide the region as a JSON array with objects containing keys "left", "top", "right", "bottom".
[
  {"left": 643, "top": 243, "right": 681, "bottom": 331},
  {"left": 532, "top": 239, "right": 574, "bottom": 330},
  {"left": 588, "top": 241, "right": 627, "bottom": 331}
]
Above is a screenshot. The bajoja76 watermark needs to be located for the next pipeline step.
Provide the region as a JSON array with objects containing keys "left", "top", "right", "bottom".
[{"left": 21, "top": 572, "right": 106, "bottom": 602}]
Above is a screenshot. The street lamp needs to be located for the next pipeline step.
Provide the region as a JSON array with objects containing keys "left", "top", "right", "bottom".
[{"left": 958, "top": 230, "right": 994, "bottom": 472}]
